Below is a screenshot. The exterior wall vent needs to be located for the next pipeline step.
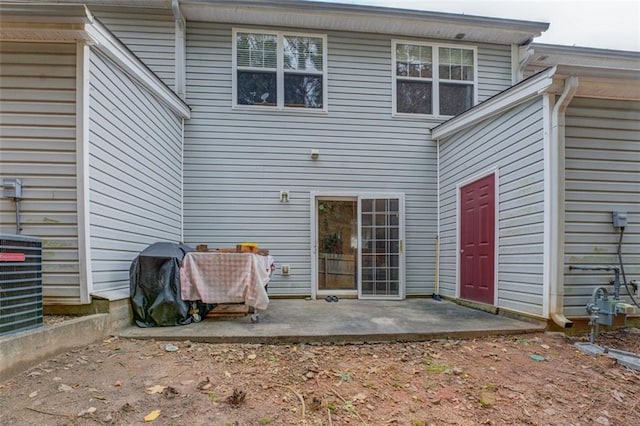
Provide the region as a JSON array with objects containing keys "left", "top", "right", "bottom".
[{"left": 0, "top": 234, "right": 43, "bottom": 336}]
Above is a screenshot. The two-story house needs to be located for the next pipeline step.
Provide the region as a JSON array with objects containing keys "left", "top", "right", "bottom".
[{"left": 1, "top": 0, "right": 638, "bottom": 328}]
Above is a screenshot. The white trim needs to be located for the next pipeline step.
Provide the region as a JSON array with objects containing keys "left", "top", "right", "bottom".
[
  {"left": 310, "top": 191, "right": 405, "bottom": 300},
  {"left": 232, "top": 28, "right": 328, "bottom": 112},
  {"left": 541, "top": 93, "right": 554, "bottom": 318},
  {"left": 358, "top": 193, "right": 406, "bottom": 300},
  {"left": 392, "top": 39, "right": 478, "bottom": 118},
  {"left": 548, "top": 76, "right": 578, "bottom": 328},
  {"left": 180, "top": 117, "right": 185, "bottom": 243},
  {"left": 172, "top": 0, "right": 186, "bottom": 99},
  {"left": 436, "top": 138, "right": 441, "bottom": 284},
  {"left": 310, "top": 193, "right": 360, "bottom": 300},
  {"left": 455, "top": 167, "right": 499, "bottom": 304},
  {"left": 510, "top": 44, "right": 519, "bottom": 85},
  {"left": 76, "top": 42, "right": 93, "bottom": 304},
  {"left": 84, "top": 20, "right": 190, "bottom": 119},
  {"left": 433, "top": 66, "right": 556, "bottom": 139}
]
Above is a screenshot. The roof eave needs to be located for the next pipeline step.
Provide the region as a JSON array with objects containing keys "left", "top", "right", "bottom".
[
  {"left": 0, "top": 3, "right": 190, "bottom": 119},
  {"left": 432, "top": 67, "right": 556, "bottom": 140},
  {"left": 179, "top": 0, "right": 549, "bottom": 45},
  {"left": 433, "top": 64, "right": 640, "bottom": 140}
]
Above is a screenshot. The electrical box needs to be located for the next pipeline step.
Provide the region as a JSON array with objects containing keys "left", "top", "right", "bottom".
[
  {"left": 2, "top": 178, "right": 22, "bottom": 199},
  {"left": 612, "top": 211, "right": 628, "bottom": 228}
]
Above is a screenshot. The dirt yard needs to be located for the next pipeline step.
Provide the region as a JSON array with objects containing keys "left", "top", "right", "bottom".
[{"left": 1, "top": 328, "right": 639, "bottom": 425}]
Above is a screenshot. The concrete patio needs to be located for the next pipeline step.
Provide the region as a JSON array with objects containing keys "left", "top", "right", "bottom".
[{"left": 119, "top": 298, "right": 546, "bottom": 344}]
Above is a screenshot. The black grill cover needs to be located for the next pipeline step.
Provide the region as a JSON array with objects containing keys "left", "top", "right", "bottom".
[{"left": 130, "top": 242, "right": 208, "bottom": 327}]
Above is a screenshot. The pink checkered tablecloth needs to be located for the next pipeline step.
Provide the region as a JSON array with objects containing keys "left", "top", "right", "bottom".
[{"left": 180, "top": 252, "right": 270, "bottom": 310}]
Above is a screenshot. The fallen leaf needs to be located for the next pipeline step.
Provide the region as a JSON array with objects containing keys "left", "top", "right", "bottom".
[
  {"left": 58, "top": 384, "right": 73, "bottom": 392},
  {"left": 353, "top": 392, "right": 367, "bottom": 402},
  {"left": 114, "top": 380, "right": 123, "bottom": 387},
  {"left": 144, "top": 409, "right": 161, "bottom": 422},
  {"left": 247, "top": 354, "right": 257, "bottom": 360},
  {"left": 146, "top": 385, "right": 167, "bottom": 395},
  {"left": 541, "top": 344, "right": 551, "bottom": 350},
  {"left": 29, "top": 391, "right": 38, "bottom": 398},
  {"left": 224, "top": 371, "right": 231, "bottom": 378},
  {"left": 78, "top": 407, "right": 97, "bottom": 417}
]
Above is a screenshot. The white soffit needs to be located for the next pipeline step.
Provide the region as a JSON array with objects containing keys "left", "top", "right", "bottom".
[
  {"left": 179, "top": 1, "right": 548, "bottom": 45},
  {"left": 0, "top": 4, "right": 93, "bottom": 41},
  {"left": 529, "top": 43, "right": 640, "bottom": 71},
  {"left": 6, "top": 0, "right": 548, "bottom": 44}
]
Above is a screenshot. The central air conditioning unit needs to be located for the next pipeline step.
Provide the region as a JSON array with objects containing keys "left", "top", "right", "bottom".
[{"left": 0, "top": 234, "right": 43, "bottom": 336}]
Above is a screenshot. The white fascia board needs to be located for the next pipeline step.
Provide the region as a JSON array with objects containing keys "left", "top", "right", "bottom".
[
  {"left": 84, "top": 20, "right": 190, "bottom": 119},
  {"left": 432, "top": 67, "right": 556, "bottom": 140}
]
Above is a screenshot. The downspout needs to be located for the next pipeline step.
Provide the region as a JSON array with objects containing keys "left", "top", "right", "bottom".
[
  {"left": 172, "top": 0, "right": 186, "bottom": 99},
  {"left": 434, "top": 137, "right": 441, "bottom": 299},
  {"left": 549, "top": 76, "right": 579, "bottom": 328}
]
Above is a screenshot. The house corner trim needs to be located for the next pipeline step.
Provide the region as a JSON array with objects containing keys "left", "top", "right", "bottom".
[{"left": 76, "top": 42, "right": 93, "bottom": 304}]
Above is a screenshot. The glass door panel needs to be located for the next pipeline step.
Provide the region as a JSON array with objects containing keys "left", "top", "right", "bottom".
[
  {"left": 317, "top": 199, "right": 357, "bottom": 291},
  {"left": 359, "top": 196, "right": 403, "bottom": 298}
]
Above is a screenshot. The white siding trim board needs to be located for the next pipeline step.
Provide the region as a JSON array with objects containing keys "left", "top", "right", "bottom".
[
  {"left": 76, "top": 42, "right": 93, "bottom": 303},
  {"left": 84, "top": 19, "right": 190, "bottom": 118}
]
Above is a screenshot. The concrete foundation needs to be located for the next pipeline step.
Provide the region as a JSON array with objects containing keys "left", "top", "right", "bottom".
[{"left": 0, "top": 299, "right": 131, "bottom": 382}]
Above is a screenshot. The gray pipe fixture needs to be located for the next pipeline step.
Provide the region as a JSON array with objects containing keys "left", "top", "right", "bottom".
[{"left": 2, "top": 178, "right": 23, "bottom": 234}]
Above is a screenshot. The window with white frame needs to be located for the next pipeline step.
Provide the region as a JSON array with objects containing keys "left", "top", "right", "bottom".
[
  {"left": 393, "top": 41, "right": 476, "bottom": 116},
  {"left": 234, "top": 30, "right": 326, "bottom": 110}
]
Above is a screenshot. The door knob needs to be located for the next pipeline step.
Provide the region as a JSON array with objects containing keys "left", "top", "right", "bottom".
[{"left": 460, "top": 249, "right": 464, "bottom": 253}]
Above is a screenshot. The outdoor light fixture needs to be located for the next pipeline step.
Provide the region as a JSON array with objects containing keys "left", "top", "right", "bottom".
[
  {"left": 280, "top": 190, "right": 290, "bottom": 202},
  {"left": 310, "top": 149, "right": 320, "bottom": 159}
]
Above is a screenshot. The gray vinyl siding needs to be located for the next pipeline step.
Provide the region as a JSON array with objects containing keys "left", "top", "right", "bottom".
[
  {"left": 89, "top": 6, "right": 175, "bottom": 89},
  {"left": 563, "top": 98, "right": 640, "bottom": 317},
  {"left": 185, "top": 24, "right": 474, "bottom": 296},
  {"left": 476, "top": 43, "right": 513, "bottom": 102},
  {"left": 439, "top": 98, "right": 546, "bottom": 316},
  {"left": 88, "top": 49, "right": 183, "bottom": 298},
  {"left": 0, "top": 42, "right": 81, "bottom": 304}
]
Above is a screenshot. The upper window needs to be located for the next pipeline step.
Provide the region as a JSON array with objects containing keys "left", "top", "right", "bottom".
[
  {"left": 393, "top": 41, "right": 476, "bottom": 117},
  {"left": 234, "top": 29, "right": 327, "bottom": 110}
]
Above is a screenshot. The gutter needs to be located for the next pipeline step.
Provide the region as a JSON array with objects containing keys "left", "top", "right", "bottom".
[
  {"left": 548, "top": 76, "right": 579, "bottom": 328},
  {"left": 172, "top": 0, "right": 186, "bottom": 99}
]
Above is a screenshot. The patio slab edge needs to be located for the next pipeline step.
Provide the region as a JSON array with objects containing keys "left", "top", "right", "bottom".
[{"left": 118, "top": 325, "right": 547, "bottom": 345}]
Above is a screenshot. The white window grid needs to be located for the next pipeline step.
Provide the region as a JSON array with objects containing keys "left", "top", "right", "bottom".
[
  {"left": 392, "top": 40, "right": 478, "bottom": 118},
  {"left": 233, "top": 28, "right": 328, "bottom": 112}
]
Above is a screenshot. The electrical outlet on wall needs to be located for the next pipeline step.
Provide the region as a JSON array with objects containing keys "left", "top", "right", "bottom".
[{"left": 281, "top": 264, "right": 290, "bottom": 276}]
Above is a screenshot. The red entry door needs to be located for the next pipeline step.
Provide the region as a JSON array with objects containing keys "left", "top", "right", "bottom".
[{"left": 459, "top": 174, "right": 495, "bottom": 305}]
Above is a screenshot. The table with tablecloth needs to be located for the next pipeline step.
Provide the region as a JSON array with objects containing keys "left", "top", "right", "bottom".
[{"left": 180, "top": 252, "right": 271, "bottom": 310}]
